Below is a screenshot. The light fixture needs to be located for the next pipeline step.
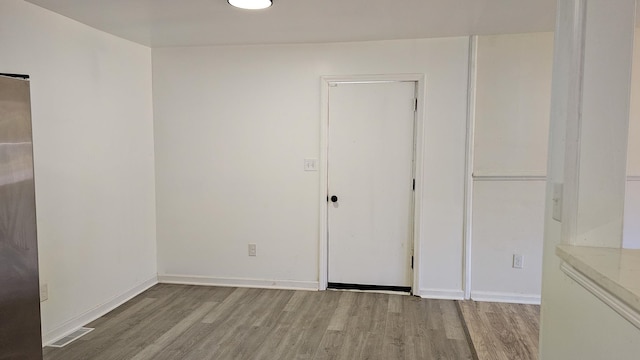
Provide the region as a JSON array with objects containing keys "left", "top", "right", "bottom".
[{"left": 228, "top": 0, "right": 272, "bottom": 10}]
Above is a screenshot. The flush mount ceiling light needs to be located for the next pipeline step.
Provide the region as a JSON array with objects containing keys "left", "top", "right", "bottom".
[{"left": 228, "top": 0, "right": 272, "bottom": 10}]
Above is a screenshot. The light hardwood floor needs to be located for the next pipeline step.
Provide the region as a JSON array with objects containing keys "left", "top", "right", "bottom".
[
  {"left": 457, "top": 301, "right": 540, "bottom": 360},
  {"left": 44, "top": 284, "right": 473, "bottom": 360}
]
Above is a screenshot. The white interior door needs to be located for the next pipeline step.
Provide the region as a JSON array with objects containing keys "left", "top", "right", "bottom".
[{"left": 327, "top": 80, "right": 416, "bottom": 288}]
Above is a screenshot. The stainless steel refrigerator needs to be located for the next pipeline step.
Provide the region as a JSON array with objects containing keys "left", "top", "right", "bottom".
[{"left": 0, "top": 74, "right": 43, "bottom": 359}]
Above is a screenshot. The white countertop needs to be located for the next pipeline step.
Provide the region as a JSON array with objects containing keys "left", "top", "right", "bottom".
[{"left": 556, "top": 245, "right": 640, "bottom": 313}]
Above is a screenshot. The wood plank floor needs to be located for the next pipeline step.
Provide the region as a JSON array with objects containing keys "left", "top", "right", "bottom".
[
  {"left": 457, "top": 301, "right": 540, "bottom": 360},
  {"left": 43, "top": 284, "right": 473, "bottom": 360}
]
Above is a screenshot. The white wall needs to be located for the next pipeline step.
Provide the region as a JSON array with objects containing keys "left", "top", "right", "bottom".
[
  {"left": 0, "top": 0, "right": 157, "bottom": 344},
  {"left": 153, "top": 38, "right": 470, "bottom": 297},
  {"left": 540, "top": 0, "right": 640, "bottom": 358},
  {"left": 471, "top": 29, "right": 640, "bottom": 301},
  {"left": 471, "top": 33, "right": 553, "bottom": 303},
  {"left": 471, "top": 181, "right": 546, "bottom": 302},
  {"left": 623, "top": 182, "right": 640, "bottom": 248},
  {"left": 571, "top": 0, "right": 634, "bottom": 248},
  {"left": 623, "top": 29, "right": 640, "bottom": 249},
  {"left": 473, "top": 33, "right": 554, "bottom": 178},
  {"left": 629, "top": 29, "right": 640, "bottom": 178}
]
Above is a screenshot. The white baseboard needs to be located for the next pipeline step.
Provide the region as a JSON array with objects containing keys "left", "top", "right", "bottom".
[
  {"left": 42, "top": 276, "right": 158, "bottom": 347},
  {"left": 416, "top": 288, "right": 465, "bottom": 300},
  {"left": 158, "top": 274, "right": 319, "bottom": 291},
  {"left": 470, "top": 291, "right": 541, "bottom": 305}
]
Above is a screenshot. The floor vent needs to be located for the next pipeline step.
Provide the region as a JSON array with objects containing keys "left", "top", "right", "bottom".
[{"left": 48, "top": 327, "right": 94, "bottom": 348}]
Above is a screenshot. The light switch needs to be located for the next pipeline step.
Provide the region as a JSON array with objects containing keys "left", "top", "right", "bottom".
[
  {"left": 304, "top": 158, "right": 318, "bottom": 171},
  {"left": 552, "top": 182, "right": 563, "bottom": 222}
]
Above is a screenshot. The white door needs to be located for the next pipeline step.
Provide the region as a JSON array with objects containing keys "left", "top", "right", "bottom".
[{"left": 327, "top": 81, "right": 416, "bottom": 289}]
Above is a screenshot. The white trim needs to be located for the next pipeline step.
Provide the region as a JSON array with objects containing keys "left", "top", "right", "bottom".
[
  {"left": 463, "top": 35, "right": 477, "bottom": 300},
  {"left": 322, "top": 74, "right": 424, "bottom": 83},
  {"left": 561, "top": 262, "right": 640, "bottom": 330},
  {"left": 47, "top": 327, "right": 94, "bottom": 348},
  {"left": 416, "top": 288, "right": 465, "bottom": 300},
  {"left": 158, "top": 274, "right": 319, "bottom": 291},
  {"left": 319, "top": 77, "right": 329, "bottom": 291},
  {"left": 467, "top": 174, "right": 640, "bottom": 182},
  {"left": 560, "top": 0, "right": 587, "bottom": 246},
  {"left": 473, "top": 175, "right": 547, "bottom": 182},
  {"left": 413, "top": 75, "right": 426, "bottom": 294},
  {"left": 470, "top": 291, "right": 541, "bottom": 305},
  {"left": 319, "top": 74, "right": 426, "bottom": 293},
  {"left": 42, "top": 276, "right": 157, "bottom": 347}
]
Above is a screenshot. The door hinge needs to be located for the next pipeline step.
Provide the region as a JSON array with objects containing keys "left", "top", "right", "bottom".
[
  {"left": 411, "top": 255, "right": 414, "bottom": 269},
  {"left": 414, "top": 98, "right": 418, "bottom": 112},
  {"left": 412, "top": 178, "right": 415, "bottom": 191}
]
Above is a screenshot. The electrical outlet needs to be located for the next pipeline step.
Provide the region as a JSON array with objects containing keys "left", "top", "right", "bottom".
[
  {"left": 513, "top": 254, "right": 524, "bottom": 269},
  {"left": 248, "top": 243, "right": 257, "bottom": 257},
  {"left": 40, "top": 284, "right": 48, "bottom": 302}
]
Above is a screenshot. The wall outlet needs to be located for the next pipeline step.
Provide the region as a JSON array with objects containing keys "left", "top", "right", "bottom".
[
  {"left": 248, "top": 243, "right": 257, "bottom": 256},
  {"left": 40, "top": 284, "right": 48, "bottom": 302},
  {"left": 513, "top": 254, "right": 524, "bottom": 269}
]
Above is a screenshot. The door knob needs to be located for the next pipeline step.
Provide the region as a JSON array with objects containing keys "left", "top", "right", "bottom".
[{"left": 330, "top": 195, "right": 338, "bottom": 203}]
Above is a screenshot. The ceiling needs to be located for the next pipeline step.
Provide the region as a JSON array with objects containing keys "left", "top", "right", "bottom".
[{"left": 25, "top": 0, "right": 559, "bottom": 48}]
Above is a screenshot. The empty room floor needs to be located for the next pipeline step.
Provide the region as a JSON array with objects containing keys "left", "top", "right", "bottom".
[
  {"left": 43, "top": 284, "right": 540, "bottom": 360},
  {"left": 458, "top": 300, "right": 540, "bottom": 360}
]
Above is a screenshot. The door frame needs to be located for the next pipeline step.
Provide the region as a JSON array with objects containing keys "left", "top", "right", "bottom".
[{"left": 318, "top": 74, "right": 426, "bottom": 292}]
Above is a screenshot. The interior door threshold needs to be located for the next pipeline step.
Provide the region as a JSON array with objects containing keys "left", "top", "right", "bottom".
[{"left": 327, "top": 282, "right": 411, "bottom": 294}]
